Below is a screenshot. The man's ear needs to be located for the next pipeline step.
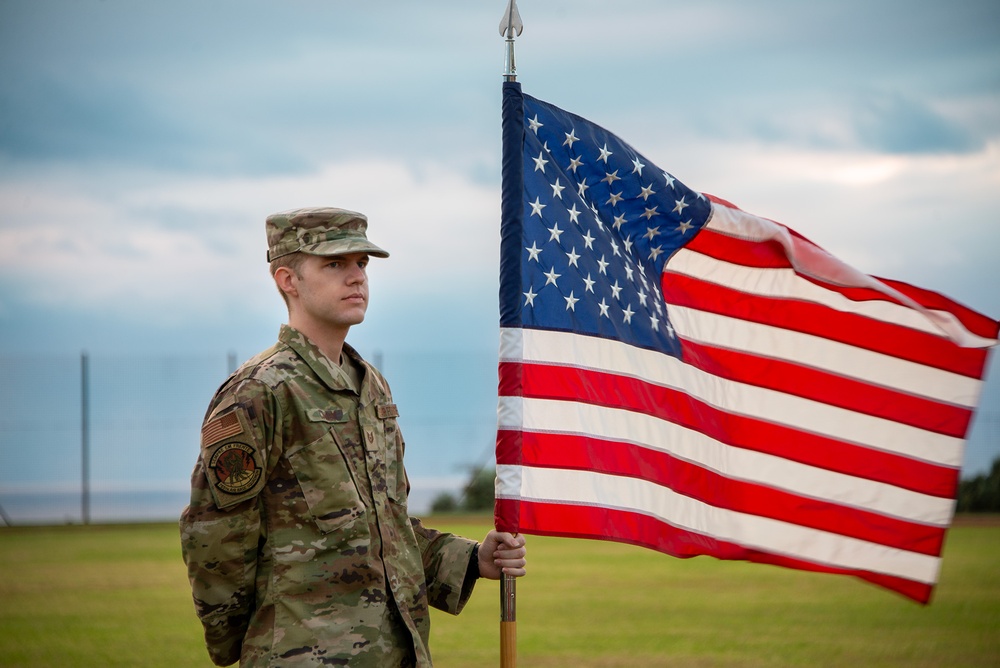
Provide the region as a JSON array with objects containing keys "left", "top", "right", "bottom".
[{"left": 273, "top": 266, "right": 298, "bottom": 299}]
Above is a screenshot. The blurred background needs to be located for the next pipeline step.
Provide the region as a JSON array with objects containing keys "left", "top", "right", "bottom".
[{"left": 1, "top": 0, "right": 998, "bottom": 524}]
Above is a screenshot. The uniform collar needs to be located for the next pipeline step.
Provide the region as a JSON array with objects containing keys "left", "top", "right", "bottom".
[{"left": 278, "top": 324, "right": 364, "bottom": 396}]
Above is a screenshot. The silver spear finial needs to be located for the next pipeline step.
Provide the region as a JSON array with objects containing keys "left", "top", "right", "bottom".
[{"left": 499, "top": 0, "right": 523, "bottom": 81}]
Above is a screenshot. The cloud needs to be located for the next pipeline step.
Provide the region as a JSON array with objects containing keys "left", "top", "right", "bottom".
[
  {"left": 852, "top": 91, "right": 981, "bottom": 155},
  {"left": 0, "top": 158, "right": 499, "bottom": 325},
  {"left": 0, "top": 70, "right": 210, "bottom": 168},
  {"left": 1, "top": 2, "right": 998, "bottom": 337},
  {"left": 0, "top": 2, "right": 507, "bottom": 178}
]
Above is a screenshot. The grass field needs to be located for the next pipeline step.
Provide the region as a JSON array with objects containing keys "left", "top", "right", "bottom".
[{"left": 1, "top": 516, "right": 998, "bottom": 667}]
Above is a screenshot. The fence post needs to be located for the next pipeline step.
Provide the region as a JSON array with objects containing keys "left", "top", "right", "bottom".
[{"left": 81, "top": 351, "right": 90, "bottom": 525}]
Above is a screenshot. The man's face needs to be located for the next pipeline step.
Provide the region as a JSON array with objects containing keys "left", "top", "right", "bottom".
[{"left": 290, "top": 252, "right": 371, "bottom": 332}]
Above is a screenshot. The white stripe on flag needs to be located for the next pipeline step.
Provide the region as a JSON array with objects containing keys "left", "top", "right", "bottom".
[
  {"left": 698, "top": 204, "right": 997, "bottom": 348},
  {"left": 499, "top": 328, "right": 965, "bottom": 467},
  {"left": 668, "top": 304, "right": 982, "bottom": 407},
  {"left": 666, "top": 248, "right": 951, "bottom": 339},
  {"left": 496, "top": 464, "right": 942, "bottom": 585},
  {"left": 497, "top": 396, "right": 955, "bottom": 525}
]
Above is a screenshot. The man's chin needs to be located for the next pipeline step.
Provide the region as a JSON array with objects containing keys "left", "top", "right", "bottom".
[{"left": 345, "top": 308, "right": 367, "bottom": 326}]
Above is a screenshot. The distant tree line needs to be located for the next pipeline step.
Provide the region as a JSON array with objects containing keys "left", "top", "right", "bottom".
[
  {"left": 430, "top": 466, "right": 495, "bottom": 513},
  {"left": 957, "top": 457, "right": 1000, "bottom": 512},
  {"left": 432, "top": 456, "right": 1000, "bottom": 514}
]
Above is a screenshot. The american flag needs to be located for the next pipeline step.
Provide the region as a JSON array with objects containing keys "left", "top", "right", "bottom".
[{"left": 495, "top": 82, "right": 999, "bottom": 603}]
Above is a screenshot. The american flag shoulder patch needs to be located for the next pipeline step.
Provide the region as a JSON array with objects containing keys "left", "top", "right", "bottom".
[{"left": 202, "top": 411, "right": 243, "bottom": 446}]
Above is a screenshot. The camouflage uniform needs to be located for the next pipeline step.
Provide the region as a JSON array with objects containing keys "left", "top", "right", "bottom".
[{"left": 180, "top": 207, "right": 480, "bottom": 667}]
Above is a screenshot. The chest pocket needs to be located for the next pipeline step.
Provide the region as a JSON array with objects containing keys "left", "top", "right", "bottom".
[
  {"left": 380, "top": 415, "right": 406, "bottom": 505},
  {"left": 285, "top": 409, "right": 366, "bottom": 537}
]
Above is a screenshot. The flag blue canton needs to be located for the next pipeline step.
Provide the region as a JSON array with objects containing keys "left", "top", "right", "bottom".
[{"left": 517, "top": 94, "right": 712, "bottom": 354}]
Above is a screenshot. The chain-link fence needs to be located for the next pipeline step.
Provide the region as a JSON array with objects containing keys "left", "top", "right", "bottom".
[
  {"left": 0, "top": 351, "right": 500, "bottom": 526},
  {"left": 1, "top": 352, "right": 998, "bottom": 526}
]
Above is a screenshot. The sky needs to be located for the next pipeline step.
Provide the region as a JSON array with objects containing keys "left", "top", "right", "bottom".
[{"left": 1, "top": 0, "right": 999, "bottom": 476}]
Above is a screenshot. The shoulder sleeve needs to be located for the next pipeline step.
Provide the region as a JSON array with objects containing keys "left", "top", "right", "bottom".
[
  {"left": 179, "top": 379, "right": 279, "bottom": 666},
  {"left": 199, "top": 381, "right": 274, "bottom": 509}
]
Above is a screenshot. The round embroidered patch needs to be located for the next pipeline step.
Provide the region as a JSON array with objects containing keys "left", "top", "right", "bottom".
[{"left": 209, "top": 442, "right": 262, "bottom": 495}]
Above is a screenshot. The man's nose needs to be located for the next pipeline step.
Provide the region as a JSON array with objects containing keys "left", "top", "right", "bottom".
[{"left": 346, "top": 265, "right": 366, "bottom": 284}]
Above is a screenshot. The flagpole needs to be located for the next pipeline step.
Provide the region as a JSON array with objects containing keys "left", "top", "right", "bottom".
[{"left": 498, "top": 6, "right": 523, "bottom": 668}]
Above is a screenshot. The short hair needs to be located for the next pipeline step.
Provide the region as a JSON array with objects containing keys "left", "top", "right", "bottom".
[{"left": 269, "top": 251, "right": 309, "bottom": 308}]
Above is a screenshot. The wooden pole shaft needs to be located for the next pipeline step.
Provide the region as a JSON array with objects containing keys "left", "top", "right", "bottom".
[{"left": 500, "top": 620, "right": 517, "bottom": 668}]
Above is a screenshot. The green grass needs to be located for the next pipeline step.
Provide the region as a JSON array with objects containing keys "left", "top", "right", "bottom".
[
  {"left": 0, "top": 523, "right": 206, "bottom": 667},
  {"left": 1, "top": 517, "right": 998, "bottom": 667}
]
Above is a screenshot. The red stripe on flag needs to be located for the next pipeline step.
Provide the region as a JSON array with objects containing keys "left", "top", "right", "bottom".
[
  {"left": 495, "top": 497, "right": 934, "bottom": 604},
  {"left": 876, "top": 277, "right": 1000, "bottom": 341},
  {"left": 686, "top": 222, "right": 999, "bottom": 342},
  {"left": 496, "top": 429, "right": 946, "bottom": 555},
  {"left": 684, "top": 227, "right": 918, "bottom": 307},
  {"left": 685, "top": 223, "right": 802, "bottom": 269},
  {"left": 498, "top": 361, "right": 960, "bottom": 498},
  {"left": 663, "top": 268, "right": 989, "bottom": 378},
  {"left": 678, "top": 338, "right": 972, "bottom": 437}
]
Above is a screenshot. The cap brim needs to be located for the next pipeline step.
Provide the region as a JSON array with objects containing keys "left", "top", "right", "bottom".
[{"left": 303, "top": 239, "right": 390, "bottom": 258}]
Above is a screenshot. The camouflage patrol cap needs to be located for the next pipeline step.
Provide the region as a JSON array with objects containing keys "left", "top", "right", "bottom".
[{"left": 265, "top": 207, "right": 390, "bottom": 262}]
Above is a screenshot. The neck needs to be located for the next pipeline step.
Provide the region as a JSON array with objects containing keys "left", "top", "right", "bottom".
[{"left": 287, "top": 316, "right": 350, "bottom": 365}]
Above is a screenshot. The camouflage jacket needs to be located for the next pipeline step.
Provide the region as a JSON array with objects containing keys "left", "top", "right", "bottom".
[{"left": 180, "top": 325, "right": 478, "bottom": 666}]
